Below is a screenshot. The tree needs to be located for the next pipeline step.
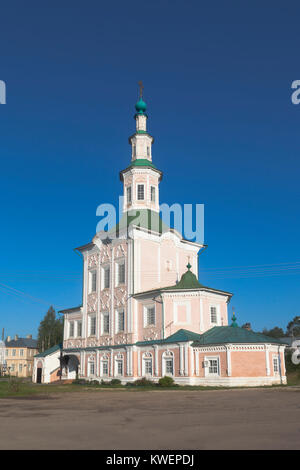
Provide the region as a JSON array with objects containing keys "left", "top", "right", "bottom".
[
  {"left": 37, "top": 306, "right": 64, "bottom": 352},
  {"left": 262, "top": 327, "right": 285, "bottom": 338},
  {"left": 286, "top": 316, "right": 300, "bottom": 338}
]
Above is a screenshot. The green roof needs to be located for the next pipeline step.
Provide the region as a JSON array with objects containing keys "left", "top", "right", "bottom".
[
  {"left": 128, "top": 159, "right": 157, "bottom": 169},
  {"left": 120, "top": 159, "right": 162, "bottom": 180},
  {"left": 34, "top": 344, "right": 61, "bottom": 358},
  {"left": 107, "top": 209, "right": 170, "bottom": 237},
  {"left": 165, "top": 267, "right": 204, "bottom": 290},
  {"left": 192, "top": 326, "right": 289, "bottom": 346}
]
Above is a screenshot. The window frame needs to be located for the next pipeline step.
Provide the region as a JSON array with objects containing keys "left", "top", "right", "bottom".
[
  {"left": 137, "top": 184, "right": 145, "bottom": 201},
  {"left": 102, "top": 265, "right": 110, "bottom": 289},
  {"left": 89, "top": 269, "right": 97, "bottom": 293},
  {"left": 204, "top": 356, "right": 220, "bottom": 377},
  {"left": 77, "top": 320, "right": 82, "bottom": 337},
  {"left": 150, "top": 185, "right": 156, "bottom": 203},
  {"left": 69, "top": 321, "right": 75, "bottom": 338},
  {"left": 126, "top": 185, "right": 132, "bottom": 204},
  {"left": 101, "top": 312, "right": 110, "bottom": 335},
  {"left": 116, "top": 310, "right": 125, "bottom": 334},
  {"left": 116, "top": 259, "right": 125, "bottom": 286},
  {"left": 209, "top": 305, "right": 219, "bottom": 325},
  {"left": 88, "top": 315, "right": 97, "bottom": 337},
  {"left": 143, "top": 304, "right": 156, "bottom": 327}
]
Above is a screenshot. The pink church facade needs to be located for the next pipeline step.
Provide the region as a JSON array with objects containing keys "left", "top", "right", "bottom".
[{"left": 60, "top": 91, "right": 287, "bottom": 387}]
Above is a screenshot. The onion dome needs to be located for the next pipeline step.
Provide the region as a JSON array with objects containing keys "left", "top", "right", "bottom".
[{"left": 135, "top": 97, "right": 147, "bottom": 114}]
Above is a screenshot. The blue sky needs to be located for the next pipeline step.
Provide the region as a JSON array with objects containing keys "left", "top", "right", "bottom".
[{"left": 0, "top": 0, "right": 299, "bottom": 338}]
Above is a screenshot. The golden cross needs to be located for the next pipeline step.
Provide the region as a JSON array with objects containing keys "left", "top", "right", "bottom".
[{"left": 138, "top": 80, "right": 144, "bottom": 98}]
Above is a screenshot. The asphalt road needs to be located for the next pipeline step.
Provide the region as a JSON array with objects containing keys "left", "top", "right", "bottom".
[{"left": 1, "top": 387, "right": 300, "bottom": 449}]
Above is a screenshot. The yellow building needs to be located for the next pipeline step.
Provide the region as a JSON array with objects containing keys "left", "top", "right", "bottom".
[{"left": 5, "top": 335, "right": 38, "bottom": 378}]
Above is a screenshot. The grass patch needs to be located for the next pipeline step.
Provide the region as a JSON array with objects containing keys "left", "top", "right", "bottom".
[{"left": 0, "top": 371, "right": 299, "bottom": 398}]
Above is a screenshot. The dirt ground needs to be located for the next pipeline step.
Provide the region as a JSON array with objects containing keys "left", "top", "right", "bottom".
[{"left": 1, "top": 387, "right": 300, "bottom": 450}]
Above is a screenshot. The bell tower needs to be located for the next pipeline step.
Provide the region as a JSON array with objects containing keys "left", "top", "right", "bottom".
[{"left": 120, "top": 82, "right": 162, "bottom": 214}]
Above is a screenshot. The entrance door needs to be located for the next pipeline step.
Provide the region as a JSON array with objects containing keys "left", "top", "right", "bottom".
[{"left": 37, "top": 368, "right": 42, "bottom": 383}]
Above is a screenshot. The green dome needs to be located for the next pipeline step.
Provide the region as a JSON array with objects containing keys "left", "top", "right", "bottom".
[{"left": 135, "top": 98, "right": 147, "bottom": 114}]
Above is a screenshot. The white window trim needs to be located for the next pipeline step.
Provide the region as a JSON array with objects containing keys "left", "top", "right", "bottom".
[
  {"left": 89, "top": 269, "right": 97, "bottom": 293},
  {"left": 272, "top": 355, "right": 280, "bottom": 375},
  {"left": 115, "top": 258, "right": 126, "bottom": 287},
  {"left": 114, "top": 355, "right": 124, "bottom": 377},
  {"left": 101, "top": 312, "right": 110, "bottom": 336},
  {"left": 69, "top": 321, "right": 75, "bottom": 338},
  {"left": 101, "top": 359, "right": 109, "bottom": 377},
  {"left": 150, "top": 185, "right": 156, "bottom": 203},
  {"left": 143, "top": 303, "right": 156, "bottom": 328},
  {"left": 173, "top": 301, "right": 191, "bottom": 325},
  {"left": 102, "top": 264, "right": 110, "bottom": 290},
  {"left": 126, "top": 185, "right": 132, "bottom": 204},
  {"left": 88, "top": 360, "right": 95, "bottom": 377},
  {"left": 88, "top": 315, "right": 97, "bottom": 337},
  {"left": 136, "top": 183, "right": 145, "bottom": 201},
  {"left": 76, "top": 320, "right": 82, "bottom": 338},
  {"left": 115, "top": 309, "right": 125, "bottom": 334},
  {"left": 142, "top": 353, "right": 153, "bottom": 376},
  {"left": 209, "top": 304, "right": 220, "bottom": 326},
  {"left": 204, "top": 355, "right": 220, "bottom": 377},
  {"left": 162, "top": 351, "right": 174, "bottom": 377}
]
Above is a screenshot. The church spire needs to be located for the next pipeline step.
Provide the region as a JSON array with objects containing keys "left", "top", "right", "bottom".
[
  {"left": 120, "top": 85, "right": 162, "bottom": 214},
  {"left": 133, "top": 80, "right": 149, "bottom": 136}
]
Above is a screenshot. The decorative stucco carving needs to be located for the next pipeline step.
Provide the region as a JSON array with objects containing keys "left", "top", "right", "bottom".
[
  {"left": 114, "top": 287, "right": 127, "bottom": 307},
  {"left": 143, "top": 329, "right": 159, "bottom": 341},
  {"left": 87, "top": 293, "right": 97, "bottom": 313},
  {"left": 100, "top": 291, "right": 111, "bottom": 311},
  {"left": 88, "top": 253, "right": 99, "bottom": 269}
]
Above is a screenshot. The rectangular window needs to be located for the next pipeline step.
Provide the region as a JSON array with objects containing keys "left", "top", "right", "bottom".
[
  {"left": 89, "top": 362, "right": 95, "bottom": 376},
  {"left": 208, "top": 358, "right": 219, "bottom": 375},
  {"left": 19, "top": 364, "right": 23, "bottom": 373},
  {"left": 103, "top": 314, "right": 110, "bottom": 334},
  {"left": 6, "top": 350, "right": 8, "bottom": 356},
  {"left": 165, "top": 359, "right": 173, "bottom": 374},
  {"left": 11, "top": 364, "right": 15, "bottom": 372},
  {"left": 147, "top": 146, "right": 150, "bottom": 157},
  {"left": 145, "top": 306, "right": 155, "bottom": 326},
  {"left": 69, "top": 321, "right": 74, "bottom": 338},
  {"left": 77, "top": 321, "right": 82, "bottom": 337},
  {"left": 127, "top": 186, "right": 132, "bottom": 204},
  {"left": 118, "top": 311, "right": 125, "bottom": 332},
  {"left": 117, "top": 360, "right": 123, "bottom": 375},
  {"left": 28, "top": 364, "right": 31, "bottom": 371},
  {"left": 151, "top": 186, "right": 156, "bottom": 203},
  {"left": 89, "top": 316, "right": 96, "bottom": 336},
  {"left": 273, "top": 357, "right": 279, "bottom": 373},
  {"left": 90, "top": 270, "right": 97, "bottom": 292},
  {"left": 12, "top": 349, "right": 16, "bottom": 357},
  {"left": 19, "top": 349, "right": 24, "bottom": 357},
  {"left": 137, "top": 184, "right": 144, "bottom": 200},
  {"left": 144, "top": 359, "right": 152, "bottom": 375},
  {"left": 133, "top": 145, "right": 136, "bottom": 157},
  {"left": 118, "top": 262, "right": 125, "bottom": 285},
  {"left": 104, "top": 267, "right": 110, "bottom": 289},
  {"left": 102, "top": 361, "right": 108, "bottom": 376},
  {"left": 210, "top": 306, "right": 217, "bottom": 324}
]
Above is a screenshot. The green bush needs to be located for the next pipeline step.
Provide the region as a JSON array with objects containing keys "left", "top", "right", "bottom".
[
  {"left": 109, "top": 378, "right": 122, "bottom": 386},
  {"left": 132, "top": 377, "right": 155, "bottom": 387},
  {"left": 158, "top": 376, "right": 175, "bottom": 387}
]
